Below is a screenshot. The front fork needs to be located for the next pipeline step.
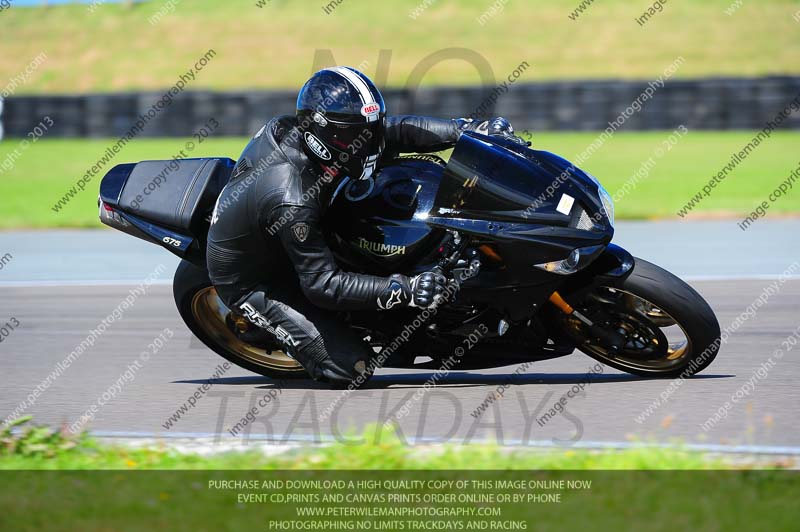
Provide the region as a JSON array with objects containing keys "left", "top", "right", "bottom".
[{"left": 546, "top": 244, "right": 636, "bottom": 351}]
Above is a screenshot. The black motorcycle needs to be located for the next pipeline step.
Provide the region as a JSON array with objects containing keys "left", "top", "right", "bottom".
[{"left": 99, "top": 132, "right": 720, "bottom": 382}]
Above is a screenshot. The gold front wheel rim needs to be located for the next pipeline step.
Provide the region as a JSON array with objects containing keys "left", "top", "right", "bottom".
[
  {"left": 190, "top": 286, "right": 304, "bottom": 372},
  {"left": 572, "top": 287, "right": 693, "bottom": 371}
]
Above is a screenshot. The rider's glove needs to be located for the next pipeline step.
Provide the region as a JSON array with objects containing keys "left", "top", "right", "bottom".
[
  {"left": 407, "top": 270, "right": 448, "bottom": 308},
  {"left": 377, "top": 271, "right": 448, "bottom": 310},
  {"left": 455, "top": 117, "right": 530, "bottom": 146},
  {"left": 486, "top": 117, "right": 529, "bottom": 146}
]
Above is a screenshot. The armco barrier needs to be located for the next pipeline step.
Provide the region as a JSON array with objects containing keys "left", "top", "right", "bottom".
[{"left": 2, "top": 77, "right": 799, "bottom": 138}]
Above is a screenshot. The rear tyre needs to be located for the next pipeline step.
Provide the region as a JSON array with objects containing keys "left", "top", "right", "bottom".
[
  {"left": 173, "top": 260, "right": 307, "bottom": 380},
  {"left": 562, "top": 258, "right": 721, "bottom": 378}
]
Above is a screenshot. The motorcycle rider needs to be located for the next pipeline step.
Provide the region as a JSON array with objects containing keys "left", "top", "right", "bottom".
[{"left": 206, "top": 66, "right": 524, "bottom": 386}]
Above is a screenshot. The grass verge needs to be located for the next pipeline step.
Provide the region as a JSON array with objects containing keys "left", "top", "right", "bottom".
[
  {"left": 0, "top": 132, "right": 798, "bottom": 229},
  {"left": 0, "top": 416, "right": 771, "bottom": 470}
]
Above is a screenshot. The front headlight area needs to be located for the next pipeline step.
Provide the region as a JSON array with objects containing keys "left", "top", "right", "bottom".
[
  {"left": 534, "top": 244, "right": 605, "bottom": 275},
  {"left": 598, "top": 184, "right": 615, "bottom": 227},
  {"left": 583, "top": 172, "right": 615, "bottom": 228}
]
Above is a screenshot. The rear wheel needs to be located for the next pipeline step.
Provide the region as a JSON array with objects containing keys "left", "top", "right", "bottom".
[
  {"left": 173, "top": 260, "right": 306, "bottom": 379},
  {"left": 560, "top": 258, "right": 720, "bottom": 378}
]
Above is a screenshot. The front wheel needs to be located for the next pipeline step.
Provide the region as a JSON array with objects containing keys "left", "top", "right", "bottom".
[
  {"left": 173, "top": 260, "right": 306, "bottom": 379},
  {"left": 560, "top": 258, "right": 721, "bottom": 378}
]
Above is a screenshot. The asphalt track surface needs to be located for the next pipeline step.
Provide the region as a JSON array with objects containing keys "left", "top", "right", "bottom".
[{"left": 1, "top": 222, "right": 799, "bottom": 450}]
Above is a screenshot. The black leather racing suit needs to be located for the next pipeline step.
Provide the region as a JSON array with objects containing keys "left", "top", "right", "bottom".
[{"left": 206, "top": 115, "right": 460, "bottom": 383}]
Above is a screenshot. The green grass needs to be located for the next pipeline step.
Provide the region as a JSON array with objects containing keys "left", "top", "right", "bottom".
[
  {"left": 0, "top": 0, "right": 798, "bottom": 93},
  {"left": 1, "top": 439, "right": 728, "bottom": 470},
  {"left": 0, "top": 132, "right": 797, "bottom": 229},
  {"left": 533, "top": 130, "right": 800, "bottom": 219},
  {"left": 0, "top": 417, "right": 748, "bottom": 470},
  {"left": 0, "top": 136, "right": 246, "bottom": 228},
  {"left": 2, "top": 470, "right": 798, "bottom": 531},
  {"left": 2, "top": 420, "right": 798, "bottom": 530}
]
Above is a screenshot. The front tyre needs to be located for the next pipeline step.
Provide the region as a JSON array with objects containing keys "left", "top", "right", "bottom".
[
  {"left": 173, "top": 260, "right": 306, "bottom": 379},
  {"left": 563, "top": 258, "right": 721, "bottom": 378}
]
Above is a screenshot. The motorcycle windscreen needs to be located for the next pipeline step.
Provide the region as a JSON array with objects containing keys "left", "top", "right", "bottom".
[{"left": 431, "top": 132, "right": 599, "bottom": 224}]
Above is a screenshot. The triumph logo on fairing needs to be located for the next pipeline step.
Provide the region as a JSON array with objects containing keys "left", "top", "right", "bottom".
[
  {"left": 357, "top": 238, "right": 406, "bottom": 256},
  {"left": 304, "top": 132, "right": 331, "bottom": 160}
]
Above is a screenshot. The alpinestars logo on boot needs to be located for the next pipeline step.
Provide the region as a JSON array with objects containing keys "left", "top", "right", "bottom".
[{"left": 292, "top": 222, "right": 310, "bottom": 243}]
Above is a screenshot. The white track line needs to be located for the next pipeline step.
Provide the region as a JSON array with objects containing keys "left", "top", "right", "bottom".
[
  {"left": 684, "top": 274, "right": 800, "bottom": 282},
  {"left": 89, "top": 430, "right": 800, "bottom": 456},
  {"left": 1, "top": 276, "right": 799, "bottom": 288},
  {"left": 0, "top": 279, "right": 173, "bottom": 287}
]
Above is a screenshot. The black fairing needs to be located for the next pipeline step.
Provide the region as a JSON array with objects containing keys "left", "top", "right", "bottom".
[
  {"left": 328, "top": 134, "right": 613, "bottom": 278},
  {"left": 429, "top": 133, "right": 613, "bottom": 259}
]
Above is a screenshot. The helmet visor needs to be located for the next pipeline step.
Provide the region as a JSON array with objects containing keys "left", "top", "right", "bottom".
[{"left": 324, "top": 118, "right": 384, "bottom": 156}]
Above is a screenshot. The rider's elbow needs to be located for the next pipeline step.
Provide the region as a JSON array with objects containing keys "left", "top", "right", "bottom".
[{"left": 298, "top": 271, "right": 341, "bottom": 310}]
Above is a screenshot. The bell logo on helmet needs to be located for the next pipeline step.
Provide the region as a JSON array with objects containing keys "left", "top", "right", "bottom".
[
  {"left": 304, "top": 131, "right": 331, "bottom": 161},
  {"left": 360, "top": 103, "right": 380, "bottom": 118}
]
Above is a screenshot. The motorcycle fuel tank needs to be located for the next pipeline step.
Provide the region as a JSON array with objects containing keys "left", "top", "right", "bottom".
[{"left": 326, "top": 157, "right": 448, "bottom": 276}]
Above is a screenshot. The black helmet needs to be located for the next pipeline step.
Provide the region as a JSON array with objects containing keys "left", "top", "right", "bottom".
[{"left": 296, "top": 67, "right": 386, "bottom": 182}]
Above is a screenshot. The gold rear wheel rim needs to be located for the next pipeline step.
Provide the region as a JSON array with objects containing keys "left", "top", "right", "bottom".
[{"left": 190, "top": 286, "right": 304, "bottom": 372}]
